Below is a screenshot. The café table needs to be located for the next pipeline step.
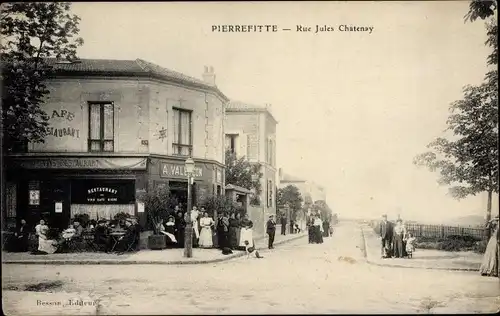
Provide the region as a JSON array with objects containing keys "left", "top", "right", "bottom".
[{"left": 109, "top": 231, "right": 126, "bottom": 252}]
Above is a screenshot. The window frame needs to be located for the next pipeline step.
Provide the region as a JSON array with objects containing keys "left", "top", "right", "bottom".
[
  {"left": 267, "top": 180, "right": 273, "bottom": 207},
  {"left": 172, "top": 107, "right": 193, "bottom": 156},
  {"left": 88, "top": 102, "right": 115, "bottom": 152}
]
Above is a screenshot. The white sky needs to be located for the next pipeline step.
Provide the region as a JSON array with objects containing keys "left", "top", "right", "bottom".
[{"left": 71, "top": 1, "right": 498, "bottom": 222}]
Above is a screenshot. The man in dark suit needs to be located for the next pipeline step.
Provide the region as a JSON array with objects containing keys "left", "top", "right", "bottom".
[
  {"left": 280, "top": 214, "right": 287, "bottom": 235},
  {"left": 266, "top": 215, "right": 277, "bottom": 249},
  {"left": 379, "top": 214, "right": 393, "bottom": 258}
]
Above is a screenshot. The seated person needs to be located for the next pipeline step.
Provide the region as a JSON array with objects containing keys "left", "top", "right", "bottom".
[
  {"left": 94, "top": 220, "right": 112, "bottom": 251},
  {"left": 73, "top": 221, "right": 84, "bottom": 239},
  {"left": 9, "top": 219, "right": 29, "bottom": 252},
  {"left": 33, "top": 226, "right": 60, "bottom": 255},
  {"left": 88, "top": 220, "right": 97, "bottom": 230},
  {"left": 115, "top": 219, "right": 138, "bottom": 253}
]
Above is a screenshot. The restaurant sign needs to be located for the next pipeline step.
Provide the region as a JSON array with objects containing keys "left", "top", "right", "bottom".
[
  {"left": 160, "top": 162, "right": 203, "bottom": 179},
  {"left": 15, "top": 157, "right": 147, "bottom": 170},
  {"left": 71, "top": 180, "right": 135, "bottom": 204}
]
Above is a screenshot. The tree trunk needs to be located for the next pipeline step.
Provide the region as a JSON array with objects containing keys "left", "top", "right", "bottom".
[{"left": 486, "top": 190, "right": 492, "bottom": 223}]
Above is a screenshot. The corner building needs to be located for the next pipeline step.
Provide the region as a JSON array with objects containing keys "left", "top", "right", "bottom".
[{"left": 4, "top": 59, "right": 227, "bottom": 229}]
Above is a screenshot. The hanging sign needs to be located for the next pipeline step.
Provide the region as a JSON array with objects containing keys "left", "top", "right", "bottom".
[
  {"left": 55, "top": 202, "right": 63, "bottom": 213},
  {"left": 137, "top": 202, "right": 145, "bottom": 213}
]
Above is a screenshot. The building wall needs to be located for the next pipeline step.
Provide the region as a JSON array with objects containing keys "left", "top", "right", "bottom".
[
  {"left": 225, "top": 109, "right": 277, "bottom": 217},
  {"left": 29, "top": 78, "right": 225, "bottom": 165}
]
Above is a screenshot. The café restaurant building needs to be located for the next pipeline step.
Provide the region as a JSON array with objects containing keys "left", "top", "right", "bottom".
[{"left": 3, "top": 59, "right": 227, "bottom": 230}]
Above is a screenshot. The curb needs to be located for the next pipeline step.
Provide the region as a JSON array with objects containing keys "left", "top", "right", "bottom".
[
  {"left": 359, "top": 226, "right": 480, "bottom": 272},
  {"left": 2, "top": 233, "right": 307, "bottom": 265}
]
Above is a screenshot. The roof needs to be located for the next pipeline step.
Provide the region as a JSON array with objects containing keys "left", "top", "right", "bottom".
[
  {"left": 45, "top": 58, "right": 229, "bottom": 101},
  {"left": 225, "top": 184, "right": 253, "bottom": 194},
  {"left": 280, "top": 172, "right": 306, "bottom": 183},
  {"left": 226, "top": 100, "right": 278, "bottom": 123}
]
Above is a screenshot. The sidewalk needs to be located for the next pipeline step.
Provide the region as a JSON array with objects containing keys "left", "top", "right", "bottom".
[
  {"left": 2, "top": 232, "right": 306, "bottom": 265},
  {"left": 360, "top": 224, "right": 483, "bottom": 271}
]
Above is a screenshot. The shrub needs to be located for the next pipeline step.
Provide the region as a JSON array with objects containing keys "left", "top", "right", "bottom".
[
  {"left": 472, "top": 240, "right": 488, "bottom": 254},
  {"left": 137, "top": 186, "right": 178, "bottom": 234},
  {"left": 200, "top": 195, "right": 243, "bottom": 218}
]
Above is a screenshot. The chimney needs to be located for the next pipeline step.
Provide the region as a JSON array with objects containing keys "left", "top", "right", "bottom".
[{"left": 202, "top": 65, "right": 216, "bottom": 86}]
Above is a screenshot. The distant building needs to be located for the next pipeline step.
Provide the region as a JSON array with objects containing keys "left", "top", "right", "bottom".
[
  {"left": 278, "top": 168, "right": 327, "bottom": 206},
  {"left": 4, "top": 59, "right": 227, "bottom": 230},
  {"left": 224, "top": 101, "right": 278, "bottom": 235}
]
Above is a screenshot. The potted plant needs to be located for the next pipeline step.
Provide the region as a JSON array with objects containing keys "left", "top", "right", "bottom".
[{"left": 139, "top": 186, "right": 177, "bottom": 250}]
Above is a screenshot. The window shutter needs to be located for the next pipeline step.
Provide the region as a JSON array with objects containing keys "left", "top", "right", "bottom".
[{"left": 239, "top": 133, "right": 248, "bottom": 158}]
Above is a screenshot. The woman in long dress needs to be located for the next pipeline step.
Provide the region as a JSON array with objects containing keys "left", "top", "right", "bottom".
[
  {"left": 238, "top": 214, "right": 254, "bottom": 249},
  {"left": 36, "top": 226, "right": 58, "bottom": 254},
  {"left": 175, "top": 211, "right": 186, "bottom": 248},
  {"left": 480, "top": 217, "right": 499, "bottom": 277},
  {"left": 313, "top": 215, "right": 324, "bottom": 244},
  {"left": 164, "top": 216, "right": 178, "bottom": 247},
  {"left": 228, "top": 213, "right": 240, "bottom": 249},
  {"left": 308, "top": 216, "right": 315, "bottom": 244},
  {"left": 199, "top": 212, "right": 214, "bottom": 248},
  {"left": 393, "top": 219, "right": 406, "bottom": 258}
]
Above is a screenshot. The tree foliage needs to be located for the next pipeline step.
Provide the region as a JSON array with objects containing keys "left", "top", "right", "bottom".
[
  {"left": 138, "top": 186, "right": 178, "bottom": 235},
  {"left": 414, "top": 1, "right": 498, "bottom": 221},
  {"left": 200, "top": 194, "right": 244, "bottom": 218},
  {"left": 312, "top": 200, "right": 333, "bottom": 222},
  {"left": 1, "top": 2, "right": 84, "bottom": 151},
  {"left": 277, "top": 185, "right": 303, "bottom": 220},
  {"left": 224, "top": 150, "right": 263, "bottom": 205}
]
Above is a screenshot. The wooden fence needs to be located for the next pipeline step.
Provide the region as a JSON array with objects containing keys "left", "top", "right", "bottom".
[{"left": 369, "top": 220, "right": 488, "bottom": 240}]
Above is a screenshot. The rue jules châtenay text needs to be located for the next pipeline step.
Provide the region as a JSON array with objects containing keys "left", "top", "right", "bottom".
[{"left": 212, "top": 24, "right": 374, "bottom": 34}]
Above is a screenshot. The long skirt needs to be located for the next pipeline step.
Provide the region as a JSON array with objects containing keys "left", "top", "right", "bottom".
[
  {"left": 314, "top": 226, "right": 323, "bottom": 244},
  {"left": 479, "top": 233, "right": 499, "bottom": 277},
  {"left": 38, "top": 238, "right": 58, "bottom": 254},
  {"left": 199, "top": 227, "right": 213, "bottom": 248},
  {"left": 393, "top": 234, "right": 404, "bottom": 258},
  {"left": 308, "top": 226, "right": 314, "bottom": 243},
  {"left": 239, "top": 228, "right": 254, "bottom": 247},
  {"left": 322, "top": 222, "right": 330, "bottom": 237},
  {"left": 176, "top": 228, "right": 185, "bottom": 248},
  {"left": 229, "top": 227, "right": 239, "bottom": 249}
]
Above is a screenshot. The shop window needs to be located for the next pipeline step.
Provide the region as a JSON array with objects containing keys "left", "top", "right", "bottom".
[
  {"left": 89, "top": 102, "right": 114, "bottom": 152},
  {"left": 6, "top": 183, "right": 17, "bottom": 218},
  {"left": 172, "top": 108, "right": 192, "bottom": 156}
]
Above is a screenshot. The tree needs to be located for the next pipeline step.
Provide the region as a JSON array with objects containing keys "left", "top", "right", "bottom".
[
  {"left": 224, "top": 150, "right": 263, "bottom": 205},
  {"left": 312, "top": 200, "right": 333, "bottom": 222},
  {"left": 277, "top": 185, "right": 303, "bottom": 220},
  {"left": 200, "top": 194, "right": 243, "bottom": 218},
  {"left": 1, "top": 2, "right": 84, "bottom": 151},
  {"left": 138, "top": 186, "right": 178, "bottom": 235},
  {"left": 414, "top": 1, "right": 498, "bottom": 223}
]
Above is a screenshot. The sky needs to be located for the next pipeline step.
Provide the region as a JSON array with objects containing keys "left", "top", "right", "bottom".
[{"left": 70, "top": 1, "right": 498, "bottom": 223}]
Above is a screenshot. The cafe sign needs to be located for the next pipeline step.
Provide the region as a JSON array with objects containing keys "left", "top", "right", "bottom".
[
  {"left": 15, "top": 157, "right": 147, "bottom": 170},
  {"left": 87, "top": 187, "right": 119, "bottom": 203},
  {"left": 71, "top": 180, "right": 136, "bottom": 205},
  {"left": 160, "top": 162, "right": 203, "bottom": 179}
]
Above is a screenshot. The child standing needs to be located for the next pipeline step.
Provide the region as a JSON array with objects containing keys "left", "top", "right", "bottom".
[{"left": 405, "top": 232, "right": 416, "bottom": 258}]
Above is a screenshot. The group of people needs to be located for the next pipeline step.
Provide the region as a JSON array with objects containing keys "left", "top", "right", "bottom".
[
  {"left": 156, "top": 205, "right": 256, "bottom": 251},
  {"left": 9, "top": 216, "right": 142, "bottom": 255},
  {"left": 307, "top": 213, "right": 333, "bottom": 244},
  {"left": 378, "top": 215, "right": 416, "bottom": 259}
]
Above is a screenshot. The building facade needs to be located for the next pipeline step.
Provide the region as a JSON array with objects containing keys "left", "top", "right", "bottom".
[
  {"left": 224, "top": 101, "right": 278, "bottom": 235},
  {"left": 278, "top": 168, "right": 327, "bottom": 206},
  {"left": 4, "top": 59, "right": 227, "bottom": 230}
]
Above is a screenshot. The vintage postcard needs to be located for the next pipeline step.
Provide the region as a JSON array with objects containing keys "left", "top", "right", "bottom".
[{"left": 1, "top": 1, "right": 499, "bottom": 315}]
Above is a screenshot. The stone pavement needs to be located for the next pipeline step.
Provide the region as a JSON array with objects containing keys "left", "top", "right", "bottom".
[
  {"left": 2, "top": 232, "right": 306, "bottom": 265},
  {"left": 360, "top": 223, "right": 483, "bottom": 271}
]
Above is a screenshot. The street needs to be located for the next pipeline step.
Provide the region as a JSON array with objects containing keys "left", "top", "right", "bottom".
[{"left": 3, "top": 222, "right": 499, "bottom": 315}]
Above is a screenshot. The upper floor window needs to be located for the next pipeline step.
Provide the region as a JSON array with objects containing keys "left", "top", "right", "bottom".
[
  {"left": 173, "top": 108, "right": 192, "bottom": 156},
  {"left": 89, "top": 102, "right": 114, "bottom": 152},
  {"left": 225, "top": 134, "right": 238, "bottom": 154}
]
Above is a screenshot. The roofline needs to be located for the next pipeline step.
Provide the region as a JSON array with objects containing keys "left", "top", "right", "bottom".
[
  {"left": 49, "top": 70, "right": 229, "bottom": 102},
  {"left": 225, "top": 107, "right": 278, "bottom": 124}
]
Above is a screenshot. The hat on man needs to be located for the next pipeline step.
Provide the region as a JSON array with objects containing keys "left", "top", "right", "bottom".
[{"left": 269, "top": 215, "right": 274, "bottom": 218}]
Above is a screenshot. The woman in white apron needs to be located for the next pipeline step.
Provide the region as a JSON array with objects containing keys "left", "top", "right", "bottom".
[
  {"left": 198, "top": 212, "right": 214, "bottom": 248},
  {"left": 238, "top": 214, "right": 254, "bottom": 249}
]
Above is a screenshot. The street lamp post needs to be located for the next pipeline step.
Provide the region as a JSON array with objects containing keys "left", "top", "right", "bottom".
[{"left": 184, "top": 157, "right": 195, "bottom": 258}]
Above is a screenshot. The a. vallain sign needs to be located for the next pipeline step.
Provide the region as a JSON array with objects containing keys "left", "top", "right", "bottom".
[{"left": 160, "top": 162, "right": 203, "bottom": 179}]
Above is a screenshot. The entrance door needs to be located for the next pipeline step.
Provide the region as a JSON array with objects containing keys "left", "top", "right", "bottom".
[{"left": 169, "top": 181, "right": 196, "bottom": 211}]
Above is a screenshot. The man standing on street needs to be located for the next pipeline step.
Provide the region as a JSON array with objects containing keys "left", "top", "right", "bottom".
[
  {"left": 379, "top": 214, "right": 393, "bottom": 258},
  {"left": 267, "top": 215, "right": 276, "bottom": 249},
  {"left": 280, "top": 213, "right": 287, "bottom": 236}
]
